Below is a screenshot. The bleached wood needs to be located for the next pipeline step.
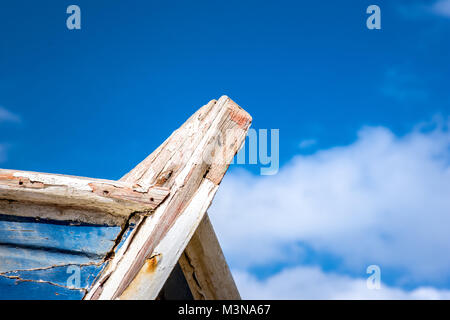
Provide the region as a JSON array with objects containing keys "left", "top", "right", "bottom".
[
  {"left": 86, "top": 96, "right": 251, "bottom": 300},
  {"left": 0, "top": 169, "right": 169, "bottom": 226},
  {"left": 179, "top": 214, "right": 240, "bottom": 300},
  {"left": 120, "top": 180, "right": 218, "bottom": 299}
]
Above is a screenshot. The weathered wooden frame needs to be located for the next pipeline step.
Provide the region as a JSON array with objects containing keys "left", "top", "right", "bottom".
[
  {"left": 0, "top": 169, "right": 169, "bottom": 226},
  {"left": 0, "top": 96, "right": 250, "bottom": 300}
]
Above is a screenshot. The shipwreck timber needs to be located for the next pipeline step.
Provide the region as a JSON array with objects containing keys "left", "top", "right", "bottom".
[{"left": 0, "top": 96, "right": 251, "bottom": 300}]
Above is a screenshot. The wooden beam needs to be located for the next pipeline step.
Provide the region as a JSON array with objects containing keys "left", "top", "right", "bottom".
[
  {"left": 85, "top": 96, "right": 251, "bottom": 300},
  {"left": 0, "top": 169, "right": 170, "bottom": 226},
  {"left": 179, "top": 214, "right": 241, "bottom": 299}
]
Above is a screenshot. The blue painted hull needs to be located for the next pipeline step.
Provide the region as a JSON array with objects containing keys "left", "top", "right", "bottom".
[{"left": 0, "top": 214, "right": 130, "bottom": 300}]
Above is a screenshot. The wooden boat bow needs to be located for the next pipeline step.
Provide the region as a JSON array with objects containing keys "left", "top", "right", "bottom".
[{"left": 0, "top": 96, "right": 251, "bottom": 300}]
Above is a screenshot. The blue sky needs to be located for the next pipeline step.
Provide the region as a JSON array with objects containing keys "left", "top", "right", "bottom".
[{"left": 1, "top": 0, "right": 450, "bottom": 298}]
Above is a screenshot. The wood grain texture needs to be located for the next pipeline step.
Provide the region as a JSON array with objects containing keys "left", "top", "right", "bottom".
[
  {"left": 86, "top": 96, "right": 251, "bottom": 300},
  {"left": 179, "top": 214, "right": 240, "bottom": 300},
  {"left": 0, "top": 214, "right": 120, "bottom": 299},
  {"left": 0, "top": 170, "right": 169, "bottom": 226}
]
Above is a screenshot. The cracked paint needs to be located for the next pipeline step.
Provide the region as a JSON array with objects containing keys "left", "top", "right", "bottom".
[
  {"left": 0, "top": 275, "right": 86, "bottom": 300},
  {"left": 0, "top": 262, "right": 104, "bottom": 289},
  {"left": 0, "top": 213, "right": 134, "bottom": 299}
]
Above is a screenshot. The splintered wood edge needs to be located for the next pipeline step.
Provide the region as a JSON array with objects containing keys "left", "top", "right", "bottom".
[
  {"left": 0, "top": 169, "right": 170, "bottom": 226},
  {"left": 85, "top": 95, "right": 251, "bottom": 300}
]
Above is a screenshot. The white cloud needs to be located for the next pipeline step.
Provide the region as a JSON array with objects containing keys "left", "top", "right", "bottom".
[
  {"left": 0, "top": 106, "right": 20, "bottom": 123},
  {"left": 209, "top": 117, "right": 450, "bottom": 288},
  {"left": 396, "top": 0, "right": 450, "bottom": 20},
  {"left": 432, "top": 0, "right": 450, "bottom": 17},
  {"left": 298, "top": 139, "right": 317, "bottom": 149},
  {"left": 234, "top": 266, "right": 450, "bottom": 300}
]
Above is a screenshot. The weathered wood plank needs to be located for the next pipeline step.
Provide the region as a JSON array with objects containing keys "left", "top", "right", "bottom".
[
  {"left": 2, "top": 263, "right": 104, "bottom": 290},
  {"left": 179, "top": 214, "right": 240, "bottom": 300},
  {"left": 0, "top": 170, "right": 169, "bottom": 225},
  {"left": 0, "top": 211, "right": 143, "bottom": 299},
  {"left": 0, "top": 275, "right": 86, "bottom": 300},
  {"left": 86, "top": 96, "right": 251, "bottom": 300},
  {"left": 0, "top": 213, "right": 121, "bottom": 299},
  {"left": 0, "top": 216, "right": 120, "bottom": 260},
  {"left": 119, "top": 179, "right": 218, "bottom": 299}
]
